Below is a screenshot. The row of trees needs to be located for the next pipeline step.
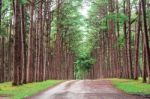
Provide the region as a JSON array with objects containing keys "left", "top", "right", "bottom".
[
  {"left": 86, "top": 0, "right": 150, "bottom": 83},
  {"left": 0, "top": 0, "right": 83, "bottom": 85},
  {"left": 0, "top": 0, "right": 149, "bottom": 85}
]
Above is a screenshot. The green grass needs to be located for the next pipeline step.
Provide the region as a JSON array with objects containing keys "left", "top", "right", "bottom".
[
  {"left": 111, "top": 78, "right": 150, "bottom": 95},
  {"left": 0, "top": 80, "right": 63, "bottom": 99}
]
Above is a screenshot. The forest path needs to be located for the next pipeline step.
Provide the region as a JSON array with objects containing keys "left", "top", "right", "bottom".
[{"left": 28, "top": 80, "right": 147, "bottom": 99}]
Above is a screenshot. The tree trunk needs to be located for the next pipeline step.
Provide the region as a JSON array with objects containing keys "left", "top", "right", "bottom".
[
  {"left": 141, "top": 0, "right": 150, "bottom": 83},
  {"left": 13, "top": 0, "right": 23, "bottom": 85},
  {"left": 127, "top": 0, "right": 133, "bottom": 79},
  {"left": 27, "top": 0, "right": 34, "bottom": 83},
  {"left": 134, "top": 2, "right": 141, "bottom": 80}
]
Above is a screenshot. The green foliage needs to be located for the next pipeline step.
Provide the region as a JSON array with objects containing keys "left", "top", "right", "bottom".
[
  {"left": 0, "top": 0, "right": 12, "bottom": 37},
  {"left": 0, "top": 26, "right": 7, "bottom": 37},
  {"left": 0, "top": 80, "right": 63, "bottom": 99},
  {"left": 1, "top": 0, "right": 10, "bottom": 11},
  {"left": 50, "top": 0, "right": 84, "bottom": 53},
  {"left": 99, "top": 18, "right": 108, "bottom": 30},
  {"left": 20, "top": 0, "right": 27, "bottom": 4},
  {"left": 75, "top": 55, "right": 96, "bottom": 79},
  {"left": 117, "top": 34, "right": 125, "bottom": 48}
]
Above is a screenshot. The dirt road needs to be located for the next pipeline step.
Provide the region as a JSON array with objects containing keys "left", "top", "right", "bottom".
[{"left": 28, "top": 80, "right": 148, "bottom": 99}]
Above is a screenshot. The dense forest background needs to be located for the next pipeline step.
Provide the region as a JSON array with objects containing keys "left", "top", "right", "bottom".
[{"left": 0, "top": 0, "right": 150, "bottom": 86}]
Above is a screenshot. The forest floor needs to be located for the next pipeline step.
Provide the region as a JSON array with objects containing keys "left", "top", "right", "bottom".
[{"left": 28, "top": 80, "right": 149, "bottom": 99}]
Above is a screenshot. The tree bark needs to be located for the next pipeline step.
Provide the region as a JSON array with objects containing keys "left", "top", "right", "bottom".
[
  {"left": 27, "top": 0, "right": 34, "bottom": 83},
  {"left": 141, "top": 0, "right": 150, "bottom": 83},
  {"left": 13, "top": 0, "right": 23, "bottom": 85},
  {"left": 134, "top": 2, "right": 141, "bottom": 80}
]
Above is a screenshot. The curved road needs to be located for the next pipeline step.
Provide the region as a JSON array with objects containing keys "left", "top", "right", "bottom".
[{"left": 29, "top": 80, "right": 148, "bottom": 99}]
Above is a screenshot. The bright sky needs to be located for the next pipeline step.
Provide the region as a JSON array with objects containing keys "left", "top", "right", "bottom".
[
  {"left": 79, "top": 1, "right": 90, "bottom": 18},
  {"left": 78, "top": 1, "right": 91, "bottom": 42}
]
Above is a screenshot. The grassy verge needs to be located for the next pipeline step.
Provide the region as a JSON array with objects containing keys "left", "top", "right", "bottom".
[
  {"left": 0, "top": 80, "right": 63, "bottom": 99},
  {"left": 111, "top": 78, "right": 150, "bottom": 95}
]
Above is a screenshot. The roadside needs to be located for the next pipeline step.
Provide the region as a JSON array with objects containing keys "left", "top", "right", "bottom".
[
  {"left": 0, "top": 80, "right": 63, "bottom": 99},
  {"left": 111, "top": 78, "right": 150, "bottom": 98}
]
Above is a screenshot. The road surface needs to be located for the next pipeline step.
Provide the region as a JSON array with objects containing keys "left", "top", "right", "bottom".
[{"left": 28, "top": 80, "right": 148, "bottom": 99}]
